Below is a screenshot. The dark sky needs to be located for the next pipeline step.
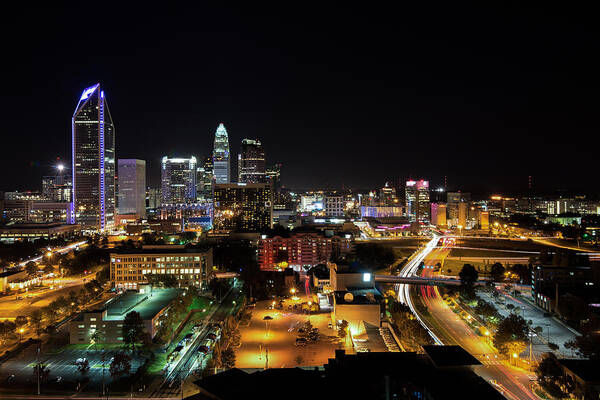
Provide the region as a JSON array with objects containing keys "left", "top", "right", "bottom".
[{"left": 2, "top": 3, "right": 598, "bottom": 195}]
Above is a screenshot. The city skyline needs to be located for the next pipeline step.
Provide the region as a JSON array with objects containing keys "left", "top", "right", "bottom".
[{"left": 2, "top": 4, "right": 599, "bottom": 194}]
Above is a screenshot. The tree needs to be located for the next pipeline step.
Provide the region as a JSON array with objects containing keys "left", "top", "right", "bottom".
[
  {"left": 25, "top": 261, "right": 38, "bottom": 277},
  {"left": 493, "top": 314, "right": 528, "bottom": 355},
  {"left": 122, "top": 311, "right": 145, "bottom": 352},
  {"left": 489, "top": 263, "right": 505, "bottom": 282},
  {"left": 33, "top": 363, "right": 50, "bottom": 383},
  {"left": 15, "top": 315, "right": 28, "bottom": 327},
  {"left": 535, "top": 352, "right": 573, "bottom": 398},
  {"left": 338, "top": 320, "right": 349, "bottom": 339},
  {"left": 76, "top": 358, "right": 90, "bottom": 375},
  {"left": 0, "top": 320, "right": 16, "bottom": 342},
  {"left": 458, "top": 264, "right": 479, "bottom": 286},
  {"left": 42, "top": 262, "right": 54, "bottom": 276},
  {"left": 30, "top": 309, "right": 44, "bottom": 338},
  {"left": 556, "top": 294, "right": 589, "bottom": 323},
  {"left": 221, "top": 348, "right": 236, "bottom": 369},
  {"left": 109, "top": 351, "right": 131, "bottom": 378},
  {"left": 509, "top": 264, "right": 531, "bottom": 284},
  {"left": 96, "top": 264, "right": 110, "bottom": 284}
]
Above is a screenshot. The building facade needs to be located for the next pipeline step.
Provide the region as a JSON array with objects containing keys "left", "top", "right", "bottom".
[
  {"left": 71, "top": 83, "right": 116, "bottom": 231},
  {"left": 238, "top": 139, "right": 266, "bottom": 183},
  {"left": 118, "top": 159, "right": 146, "bottom": 218},
  {"left": 258, "top": 233, "right": 353, "bottom": 271},
  {"left": 161, "top": 157, "right": 197, "bottom": 204},
  {"left": 405, "top": 180, "right": 430, "bottom": 223},
  {"left": 213, "top": 183, "right": 272, "bottom": 232},
  {"left": 430, "top": 203, "right": 447, "bottom": 227},
  {"left": 110, "top": 246, "right": 213, "bottom": 290},
  {"left": 213, "top": 123, "right": 230, "bottom": 184},
  {"left": 324, "top": 195, "right": 345, "bottom": 217}
]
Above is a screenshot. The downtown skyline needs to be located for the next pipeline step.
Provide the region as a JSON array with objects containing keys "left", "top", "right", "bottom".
[{"left": 2, "top": 3, "right": 599, "bottom": 194}]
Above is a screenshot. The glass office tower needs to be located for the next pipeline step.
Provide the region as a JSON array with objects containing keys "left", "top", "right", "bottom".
[
  {"left": 71, "top": 83, "right": 115, "bottom": 231},
  {"left": 161, "top": 157, "right": 197, "bottom": 204},
  {"left": 238, "top": 138, "right": 266, "bottom": 183},
  {"left": 213, "top": 123, "right": 230, "bottom": 184}
]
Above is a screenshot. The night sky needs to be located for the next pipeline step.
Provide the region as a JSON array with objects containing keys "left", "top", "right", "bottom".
[{"left": 2, "top": 4, "right": 598, "bottom": 195}]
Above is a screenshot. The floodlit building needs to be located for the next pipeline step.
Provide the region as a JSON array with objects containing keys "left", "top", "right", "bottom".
[
  {"left": 109, "top": 245, "right": 213, "bottom": 290},
  {"left": 118, "top": 159, "right": 146, "bottom": 218},
  {"left": 161, "top": 157, "right": 197, "bottom": 204},
  {"left": 213, "top": 123, "right": 230, "bottom": 184},
  {"left": 405, "top": 180, "right": 430, "bottom": 223},
  {"left": 324, "top": 195, "right": 344, "bottom": 217},
  {"left": 238, "top": 139, "right": 266, "bottom": 183},
  {"left": 430, "top": 203, "right": 447, "bottom": 227},
  {"left": 71, "top": 83, "right": 116, "bottom": 232},
  {"left": 69, "top": 288, "right": 182, "bottom": 344},
  {"left": 213, "top": 183, "right": 273, "bottom": 232}
]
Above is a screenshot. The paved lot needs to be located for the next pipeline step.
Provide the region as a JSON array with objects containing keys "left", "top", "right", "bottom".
[
  {"left": 0, "top": 326, "right": 146, "bottom": 395},
  {"left": 237, "top": 300, "right": 344, "bottom": 368}
]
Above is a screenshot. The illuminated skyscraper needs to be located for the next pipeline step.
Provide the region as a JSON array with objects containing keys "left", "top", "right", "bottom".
[
  {"left": 71, "top": 83, "right": 115, "bottom": 231},
  {"left": 161, "top": 157, "right": 197, "bottom": 204},
  {"left": 238, "top": 138, "right": 266, "bottom": 183},
  {"left": 212, "top": 123, "right": 230, "bottom": 184},
  {"left": 405, "top": 180, "right": 430, "bottom": 223},
  {"left": 117, "top": 159, "right": 146, "bottom": 217}
]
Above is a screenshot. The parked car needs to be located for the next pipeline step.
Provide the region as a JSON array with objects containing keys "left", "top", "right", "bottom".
[{"left": 295, "top": 338, "right": 307, "bottom": 346}]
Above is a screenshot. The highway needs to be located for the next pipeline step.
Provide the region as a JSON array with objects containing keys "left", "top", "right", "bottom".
[{"left": 398, "top": 238, "right": 539, "bottom": 400}]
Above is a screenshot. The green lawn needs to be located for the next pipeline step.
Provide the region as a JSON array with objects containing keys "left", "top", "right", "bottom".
[{"left": 188, "top": 296, "right": 211, "bottom": 311}]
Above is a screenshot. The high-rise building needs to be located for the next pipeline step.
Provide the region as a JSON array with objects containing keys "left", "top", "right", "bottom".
[
  {"left": 213, "top": 183, "right": 272, "bottom": 232},
  {"left": 146, "top": 188, "right": 161, "bottom": 210},
  {"left": 72, "top": 83, "right": 116, "bottom": 231},
  {"left": 117, "top": 159, "right": 146, "bottom": 217},
  {"left": 161, "top": 157, "right": 197, "bottom": 204},
  {"left": 266, "top": 163, "right": 282, "bottom": 192},
  {"left": 379, "top": 182, "right": 398, "bottom": 205},
  {"left": 238, "top": 139, "right": 266, "bottom": 183},
  {"left": 405, "top": 180, "right": 430, "bottom": 223},
  {"left": 212, "top": 123, "right": 230, "bottom": 184},
  {"left": 196, "top": 167, "right": 213, "bottom": 201}
]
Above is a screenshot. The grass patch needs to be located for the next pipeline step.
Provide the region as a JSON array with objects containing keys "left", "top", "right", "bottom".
[{"left": 188, "top": 296, "right": 211, "bottom": 311}]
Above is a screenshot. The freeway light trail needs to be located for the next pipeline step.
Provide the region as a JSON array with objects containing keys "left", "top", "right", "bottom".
[{"left": 396, "top": 234, "right": 443, "bottom": 345}]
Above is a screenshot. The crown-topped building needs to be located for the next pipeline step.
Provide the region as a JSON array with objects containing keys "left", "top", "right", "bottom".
[
  {"left": 71, "top": 83, "right": 116, "bottom": 232},
  {"left": 212, "top": 123, "right": 230, "bottom": 184}
]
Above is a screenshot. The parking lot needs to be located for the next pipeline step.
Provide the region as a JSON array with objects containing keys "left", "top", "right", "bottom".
[
  {"left": 0, "top": 328, "right": 147, "bottom": 395},
  {"left": 236, "top": 300, "right": 344, "bottom": 368}
]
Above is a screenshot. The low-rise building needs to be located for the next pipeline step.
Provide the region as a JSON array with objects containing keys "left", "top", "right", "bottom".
[
  {"left": 258, "top": 232, "right": 353, "bottom": 271},
  {"left": 110, "top": 245, "right": 213, "bottom": 290},
  {"left": 0, "top": 222, "right": 80, "bottom": 243},
  {"left": 69, "top": 288, "right": 182, "bottom": 344},
  {"left": 329, "top": 262, "right": 383, "bottom": 338}
]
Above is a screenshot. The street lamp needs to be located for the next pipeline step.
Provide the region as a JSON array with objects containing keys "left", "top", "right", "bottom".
[
  {"left": 307, "top": 301, "right": 312, "bottom": 322},
  {"left": 18, "top": 328, "right": 24, "bottom": 342}
]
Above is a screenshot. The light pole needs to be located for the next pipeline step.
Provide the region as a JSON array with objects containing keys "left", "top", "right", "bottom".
[
  {"left": 18, "top": 328, "right": 24, "bottom": 342},
  {"left": 307, "top": 301, "right": 312, "bottom": 323}
]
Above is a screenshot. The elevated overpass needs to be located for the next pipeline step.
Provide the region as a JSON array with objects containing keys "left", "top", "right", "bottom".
[{"left": 375, "top": 274, "right": 488, "bottom": 286}]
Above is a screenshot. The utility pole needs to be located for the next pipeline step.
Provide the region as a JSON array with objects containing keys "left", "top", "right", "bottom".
[{"left": 37, "top": 347, "right": 40, "bottom": 396}]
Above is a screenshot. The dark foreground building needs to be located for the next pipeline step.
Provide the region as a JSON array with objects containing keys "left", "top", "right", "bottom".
[{"left": 187, "top": 346, "right": 503, "bottom": 400}]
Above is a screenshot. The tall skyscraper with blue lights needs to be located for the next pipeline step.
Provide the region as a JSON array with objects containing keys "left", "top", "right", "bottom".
[
  {"left": 71, "top": 83, "right": 116, "bottom": 231},
  {"left": 212, "top": 123, "right": 230, "bottom": 184}
]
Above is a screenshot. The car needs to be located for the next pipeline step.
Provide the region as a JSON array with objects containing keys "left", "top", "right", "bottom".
[
  {"left": 327, "top": 322, "right": 333, "bottom": 329},
  {"left": 357, "top": 348, "right": 370, "bottom": 353},
  {"left": 75, "top": 358, "right": 87, "bottom": 364},
  {"left": 295, "top": 338, "right": 307, "bottom": 346},
  {"left": 298, "top": 327, "right": 306, "bottom": 333}
]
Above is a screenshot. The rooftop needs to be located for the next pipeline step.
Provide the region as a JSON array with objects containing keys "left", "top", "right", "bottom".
[
  {"left": 111, "top": 245, "right": 211, "bottom": 255},
  {"left": 422, "top": 345, "right": 482, "bottom": 368},
  {"left": 102, "top": 288, "right": 183, "bottom": 320}
]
